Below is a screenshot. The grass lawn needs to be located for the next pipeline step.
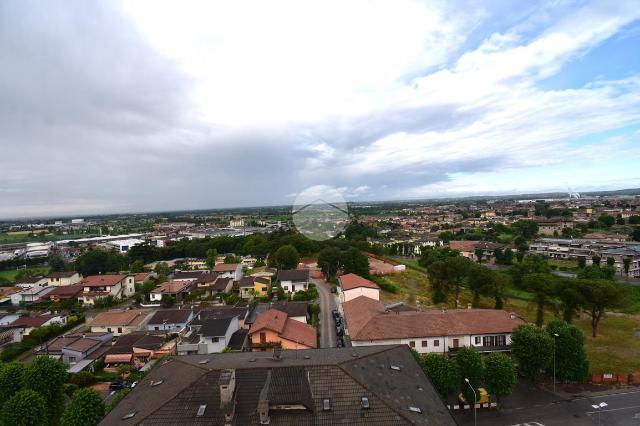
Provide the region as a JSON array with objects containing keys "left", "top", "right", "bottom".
[
  {"left": 389, "top": 257, "right": 428, "bottom": 273},
  {"left": 381, "top": 269, "right": 430, "bottom": 306},
  {"left": 0, "top": 267, "right": 50, "bottom": 283}
]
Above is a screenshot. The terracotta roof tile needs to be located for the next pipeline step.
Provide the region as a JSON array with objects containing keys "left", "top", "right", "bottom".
[
  {"left": 82, "top": 274, "right": 128, "bottom": 287},
  {"left": 339, "top": 273, "right": 380, "bottom": 291},
  {"left": 90, "top": 310, "right": 150, "bottom": 327}
]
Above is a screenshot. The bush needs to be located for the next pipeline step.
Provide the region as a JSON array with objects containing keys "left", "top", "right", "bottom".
[
  {"left": 0, "top": 389, "right": 48, "bottom": 426},
  {"left": 63, "top": 383, "right": 79, "bottom": 397},
  {"left": 60, "top": 388, "right": 105, "bottom": 426},
  {"left": 371, "top": 276, "right": 398, "bottom": 293},
  {"left": 69, "top": 371, "right": 97, "bottom": 388}
]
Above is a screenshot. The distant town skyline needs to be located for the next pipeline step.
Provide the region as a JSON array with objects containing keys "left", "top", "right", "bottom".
[{"left": 1, "top": 1, "right": 640, "bottom": 219}]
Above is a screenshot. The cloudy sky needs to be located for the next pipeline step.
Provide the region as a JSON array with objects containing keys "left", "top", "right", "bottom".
[{"left": 1, "top": 0, "right": 640, "bottom": 219}]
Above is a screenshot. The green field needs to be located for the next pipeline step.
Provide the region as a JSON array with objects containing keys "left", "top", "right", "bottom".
[{"left": 0, "top": 267, "right": 50, "bottom": 284}]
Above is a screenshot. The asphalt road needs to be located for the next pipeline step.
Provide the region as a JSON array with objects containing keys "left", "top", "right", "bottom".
[
  {"left": 313, "top": 278, "right": 337, "bottom": 348},
  {"left": 454, "top": 387, "right": 640, "bottom": 425}
]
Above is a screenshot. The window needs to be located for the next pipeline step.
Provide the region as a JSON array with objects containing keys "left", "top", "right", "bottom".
[
  {"left": 409, "top": 341, "right": 415, "bottom": 348},
  {"left": 154, "top": 326, "right": 159, "bottom": 331},
  {"left": 117, "top": 327, "right": 122, "bottom": 334},
  {"left": 421, "top": 340, "right": 428, "bottom": 347},
  {"left": 433, "top": 339, "right": 439, "bottom": 347},
  {"left": 483, "top": 335, "right": 506, "bottom": 347},
  {"left": 107, "top": 328, "right": 112, "bottom": 333},
  {"left": 212, "top": 337, "right": 219, "bottom": 343},
  {"left": 474, "top": 336, "right": 481, "bottom": 345},
  {"left": 283, "top": 286, "right": 288, "bottom": 291}
]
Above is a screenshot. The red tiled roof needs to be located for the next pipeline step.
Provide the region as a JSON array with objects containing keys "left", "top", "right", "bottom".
[
  {"left": 343, "top": 296, "right": 524, "bottom": 341},
  {"left": 151, "top": 280, "right": 193, "bottom": 295},
  {"left": 82, "top": 274, "right": 128, "bottom": 287},
  {"left": 47, "top": 284, "right": 83, "bottom": 299},
  {"left": 339, "top": 273, "right": 379, "bottom": 291},
  {"left": 213, "top": 263, "right": 239, "bottom": 272},
  {"left": 280, "top": 317, "right": 317, "bottom": 348},
  {"left": 12, "top": 314, "right": 62, "bottom": 328},
  {"left": 90, "top": 310, "right": 149, "bottom": 327},
  {"left": 133, "top": 272, "right": 153, "bottom": 282},
  {"left": 249, "top": 309, "right": 287, "bottom": 335}
]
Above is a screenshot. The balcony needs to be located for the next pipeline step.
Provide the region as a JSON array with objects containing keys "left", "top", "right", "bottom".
[{"left": 448, "top": 345, "right": 511, "bottom": 354}]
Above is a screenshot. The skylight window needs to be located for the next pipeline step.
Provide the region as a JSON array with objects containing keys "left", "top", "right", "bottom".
[
  {"left": 122, "top": 412, "right": 136, "bottom": 420},
  {"left": 150, "top": 379, "right": 164, "bottom": 387},
  {"left": 323, "top": 399, "right": 331, "bottom": 411},
  {"left": 390, "top": 365, "right": 401, "bottom": 371},
  {"left": 198, "top": 359, "right": 209, "bottom": 364},
  {"left": 361, "top": 397, "right": 370, "bottom": 409},
  {"left": 197, "top": 405, "right": 207, "bottom": 417},
  {"left": 408, "top": 406, "right": 422, "bottom": 414}
]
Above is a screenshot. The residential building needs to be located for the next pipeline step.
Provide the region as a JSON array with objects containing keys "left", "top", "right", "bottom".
[
  {"left": 237, "top": 276, "right": 270, "bottom": 299},
  {"left": 448, "top": 240, "right": 508, "bottom": 264},
  {"left": 213, "top": 263, "right": 243, "bottom": 280},
  {"left": 14, "top": 276, "right": 48, "bottom": 290},
  {"left": 10, "top": 286, "right": 55, "bottom": 305},
  {"left": 88, "top": 309, "right": 152, "bottom": 336},
  {"left": 47, "top": 271, "right": 82, "bottom": 287},
  {"left": 203, "top": 277, "right": 233, "bottom": 297},
  {"left": 46, "top": 284, "right": 83, "bottom": 303},
  {"left": 248, "top": 308, "right": 317, "bottom": 351},
  {"left": 11, "top": 313, "right": 67, "bottom": 336},
  {"left": 147, "top": 308, "right": 196, "bottom": 332},
  {"left": 100, "top": 345, "right": 456, "bottom": 426},
  {"left": 104, "top": 331, "right": 174, "bottom": 370},
  {"left": 177, "top": 316, "right": 240, "bottom": 355},
  {"left": 246, "top": 301, "right": 309, "bottom": 326},
  {"left": 343, "top": 296, "right": 524, "bottom": 354},
  {"left": 196, "top": 304, "right": 251, "bottom": 328},
  {"left": 0, "top": 313, "right": 20, "bottom": 326},
  {"left": 150, "top": 280, "right": 196, "bottom": 302},
  {"left": 132, "top": 272, "right": 156, "bottom": 285},
  {"left": 0, "top": 287, "right": 21, "bottom": 305},
  {"left": 79, "top": 274, "right": 135, "bottom": 306},
  {"left": 339, "top": 273, "right": 380, "bottom": 303},
  {"left": 277, "top": 269, "right": 310, "bottom": 293},
  {"left": 42, "top": 332, "right": 112, "bottom": 372}
]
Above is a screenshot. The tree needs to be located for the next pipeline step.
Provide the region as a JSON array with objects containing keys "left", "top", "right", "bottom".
[
  {"left": 512, "top": 220, "right": 539, "bottom": 239},
  {"left": 598, "top": 214, "right": 615, "bottom": 229},
  {"left": 483, "top": 352, "right": 516, "bottom": 402},
  {"left": 418, "top": 247, "right": 459, "bottom": 268},
  {"left": 317, "top": 246, "right": 342, "bottom": 280},
  {"left": 606, "top": 257, "right": 615, "bottom": 267},
  {"left": 511, "top": 324, "right": 553, "bottom": 381},
  {"left": 153, "top": 262, "right": 171, "bottom": 277},
  {"left": 555, "top": 279, "right": 584, "bottom": 323},
  {"left": 21, "top": 356, "right": 68, "bottom": 420},
  {"left": 623, "top": 257, "right": 632, "bottom": 276},
  {"left": 577, "top": 265, "right": 615, "bottom": 281},
  {"left": 468, "top": 264, "right": 493, "bottom": 307},
  {"left": 0, "top": 389, "right": 48, "bottom": 426},
  {"left": 546, "top": 320, "right": 589, "bottom": 382},
  {"left": 577, "top": 256, "right": 586, "bottom": 269},
  {"left": 454, "top": 347, "right": 483, "bottom": 403},
  {"left": 273, "top": 245, "right": 300, "bottom": 270},
  {"left": 592, "top": 256, "right": 601, "bottom": 267},
  {"left": 629, "top": 215, "right": 640, "bottom": 225},
  {"left": 59, "top": 388, "right": 105, "bottom": 426},
  {"left": 420, "top": 353, "right": 460, "bottom": 398},
  {"left": 522, "top": 273, "right": 557, "bottom": 326},
  {"left": 205, "top": 248, "right": 218, "bottom": 270},
  {"left": 130, "top": 259, "right": 145, "bottom": 273},
  {"left": 48, "top": 254, "right": 66, "bottom": 272},
  {"left": 340, "top": 247, "right": 370, "bottom": 278},
  {"left": 577, "top": 279, "right": 624, "bottom": 337},
  {"left": 510, "top": 254, "right": 551, "bottom": 287},
  {"left": 474, "top": 248, "right": 484, "bottom": 264},
  {"left": 0, "top": 362, "right": 25, "bottom": 406}
]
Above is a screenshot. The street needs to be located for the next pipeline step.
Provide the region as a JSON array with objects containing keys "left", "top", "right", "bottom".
[
  {"left": 454, "top": 380, "right": 640, "bottom": 426},
  {"left": 312, "top": 277, "right": 337, "bottom": 348}
]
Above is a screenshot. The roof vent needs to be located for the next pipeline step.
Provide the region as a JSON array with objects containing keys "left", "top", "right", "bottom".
[
  {"left": 150, "top": 379, "right": 164, "bottom": 387},
  {"left": 248, "top": 358, "right": 256, "bottom": 362},
  {"left": 510, "top": 312, "right": 516, "bottom": 320},
  {"left": 199, "top": 359, "right": 210, "bottom": 365},
  {"left": 351, "top": 353, "right": 358, "bottom": 358},
  {"left": 390, "top": 365, "right": 401, "bottom": 371},
  {"left": 408, "top": 406, "right": 422, "bottom": 414},
  {"left": 303, "top": 355, "right": 311, "bottom": 360},
  {"left": 323, "top": 399, "right": 331, "bottom": 411},
  {"left": 196, "top": 405, "right": 207, "bottom": 417},
  {"left": 361, "top": 397, "right": 370, "bottom": 409},
  {"left": 122, "top": 412, "right": 136, "bottom": 420}
]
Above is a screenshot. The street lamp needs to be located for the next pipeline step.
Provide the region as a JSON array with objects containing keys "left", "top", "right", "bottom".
[
  {"left": 591, "top": 401, "right": 608, "bottom": 426},
  {"left": 464, "top": 378, "right": 476, "bottom": 426},
  {"left": 553, "top": 332, "right": 559, "bottom": 393}
]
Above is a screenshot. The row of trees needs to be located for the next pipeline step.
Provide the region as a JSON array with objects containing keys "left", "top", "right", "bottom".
[
  {"left": 416, "top": 348, "right": 516, "bottom": 403},
  {"left": 0, "top": 357, "right": 104, "bottom": 426}
]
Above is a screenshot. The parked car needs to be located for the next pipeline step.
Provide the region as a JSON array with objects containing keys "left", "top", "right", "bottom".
[
  {"left": 336, "top": 326, "right": 344, "bottom": 336},
  {"left": 335, "top": 318, "right": 342, "bottom": 327},
  {"left": 332, "top": 309, "right": 340, "bottom": 319},
  {"left": 336, "top": 337, "right": 344, "bottom": 347},
  {"left": 109, "top": 380, "right": 126, "bottom": 390},
  {"left": 330, "top": 286, "right": 337, "bottom": 293}
]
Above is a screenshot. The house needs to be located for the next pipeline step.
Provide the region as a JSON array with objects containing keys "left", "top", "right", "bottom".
[
  {"left": 248, "top": 308, "right": 317, "bottom": 351},
  {"left": 195, "top": 273, "right": 219, "bottom": 288},
  {"left": 146, "top": 308, "right": 196, "bottom": 332},
  {"left": 132, "top": 272, "right": 157, "bottom": 285},
  {"left": 343, "top": 296, "right": 524, "bottom": 354},
  {"left": 79, "top": 274, "right": 135, "bottom": 306},
  {"left": 203, "top": 277, "right": 233, "bottom": 297},
  {"left": 11, "top": 286, "right": 55, "bottom": 305},
  {"left": 173, "top": 271, "right": 208, "bottom": 281},
  {"left": 536, "top": 217, "right": 574, "bottom": 236},
  {"left": 88, "top": 309, "right": 152, "bottom": 336},
  {"left": 14, "top": 276, "right": 49, "bottom": 290},
  {"left": 237, "top": 276, "right": 270, "bottom": 299},
  {"left": 46, "top": 284, "right": 84, "bottom": 303},
  {"left": 338, "top": 273, "right": 380, "bottom": 303},
  {"left": 177, "top": 316, "right": 240, "bottom": 355},
  {"left": 277, "top": 269, "right": 310, "bottom": 293},
  {"left": 196, "top": 304, "right": 251, "bottom": 329},
  {"left": 100, "top": 345, "right": 456, "bottom": 426},
  {"left": 42, "top": 332, "right": 112, "bottom": 372},
  {"left": 0, "top": 313, "right": 20, "bottom": 326},
  {"left": 11, "top": 313, "right": 68, "bottom": 336},
  {"left": 0, "top": 325, "right": 25, "bottom": 348},
  {"left": 448, "top": 240, "right": 508, "bottom": 264},
  {"left": 213, "top": 263, "right": 243, "bottom": 280},
  {"left": 47, "top": 271, "right": 82, "bottom": 287},
  {"left": 246, "top": 301, "right": 309, "bottom": 326},
  {"left": 104, "top": 331, "right": 174, "bottom": 370},
  {"left": 0, "top": 287, "right": 21, "bottom": 305},
  {"left": 150, "top": 280, "right": 196, "bottom": 302}
]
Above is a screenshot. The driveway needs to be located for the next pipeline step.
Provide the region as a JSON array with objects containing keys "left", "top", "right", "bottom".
[{"left": 313, "top": 278, "right": 337, "bottom": 348}]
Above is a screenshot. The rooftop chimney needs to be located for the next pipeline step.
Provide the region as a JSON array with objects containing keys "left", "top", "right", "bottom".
[
  {"left": 219, "top": 369, "right": 236, "bottom": 425},
  {"left": 257, "top": 371, "right": 272, "bottom": 425}
]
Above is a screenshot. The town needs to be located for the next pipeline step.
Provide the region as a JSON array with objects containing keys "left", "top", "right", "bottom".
[{"left": 0, "top": 190, "right": 639, "bottom": 424}]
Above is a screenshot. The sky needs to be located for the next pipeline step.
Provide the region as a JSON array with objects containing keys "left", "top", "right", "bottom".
[{"left": 1, "top": 0, "right": 640, "bottom": 219}]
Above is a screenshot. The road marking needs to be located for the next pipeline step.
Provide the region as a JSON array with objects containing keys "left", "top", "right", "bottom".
[
  {"left": 508, "top": 422, "right": 546, "bottom": 426},
  {"left": 585, "top": 404, "right": 640, "bottom": 415}
]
